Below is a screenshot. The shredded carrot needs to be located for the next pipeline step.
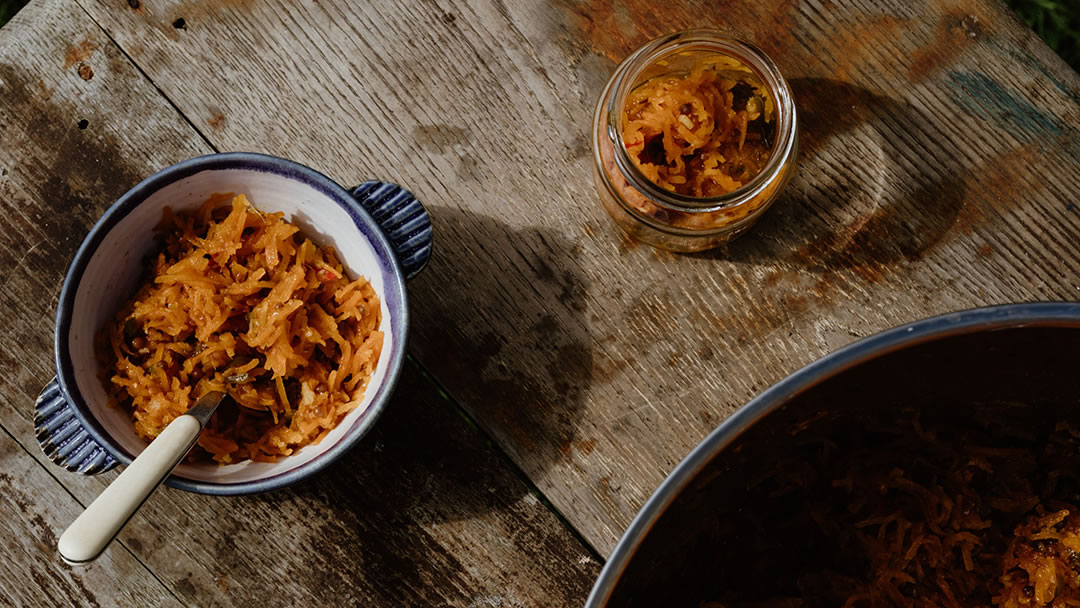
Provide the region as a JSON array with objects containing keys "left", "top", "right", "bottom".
[
  {"left": 99, "top": 193, "right": 383, "bottom": 463},
  {"left": 704, "top": 416, "right": 1080, "bottom": 608},
  {"left": 622, "top": 55, "right": 775, "bottom": 198}
]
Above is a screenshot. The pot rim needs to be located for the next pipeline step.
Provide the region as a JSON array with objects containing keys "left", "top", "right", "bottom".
[{"left": 586, "top": 301, "right": 1080, "bottom": 607}]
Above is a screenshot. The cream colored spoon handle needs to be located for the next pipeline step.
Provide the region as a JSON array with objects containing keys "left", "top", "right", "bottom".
[{"left": 58, "top": 392, "right": 223, "bottom": 564}]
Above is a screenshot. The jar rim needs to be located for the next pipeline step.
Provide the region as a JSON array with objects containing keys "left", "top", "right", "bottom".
[{"left": 603, "top": 29, "right": 798, "bottom": 214}]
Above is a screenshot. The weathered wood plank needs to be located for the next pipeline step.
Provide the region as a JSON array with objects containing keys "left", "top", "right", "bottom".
[
  {"left": 0, "top": 1, "right": 601, "bottom": 605},
  {"left": 0, "top": 1, "right": 210, "bottom": 604},
  {"left": 75, "top": 0, "right": 1080, "bottom": 556},
  {"left": 0, "top": 430, "right": 184, "bottom": 607},
  {"left": 109, "top": 361, "right": 601, "bottom": 607}
]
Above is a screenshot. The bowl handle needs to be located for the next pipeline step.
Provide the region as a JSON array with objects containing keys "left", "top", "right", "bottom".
[
  {"left": 349, "top": 181, "right": 432, "bottom": 281},
  {"left": 34, "top": 378, "right": 118, "bottom": 475}
]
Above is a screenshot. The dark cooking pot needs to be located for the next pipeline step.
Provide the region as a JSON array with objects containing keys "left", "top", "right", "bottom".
[{"left": 587, "top": 302, "right": 1080, "bottom": 607}]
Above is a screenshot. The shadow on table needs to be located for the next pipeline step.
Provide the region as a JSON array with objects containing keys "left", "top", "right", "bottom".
[
  {"left": 174, "top": 208, "right": 600, "bottom": 605},
  {"left": 265, "top": 202, "right": 601, "bottom": 601},
  {"left": 246, "top": 359, "right": 597, "bottom": 605},
  {"left": 404, "top": 205, "right": 596, "bottom": 484},
  {"left": 704, "top": 78, "right": 968, "bottom": 281}
]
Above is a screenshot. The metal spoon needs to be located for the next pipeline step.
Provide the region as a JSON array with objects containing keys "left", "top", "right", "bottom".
[{"left": 58, "top": 391, "right": 226, "bottom": 564}]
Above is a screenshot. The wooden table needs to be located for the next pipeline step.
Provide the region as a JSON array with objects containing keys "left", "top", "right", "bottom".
[{"left": 1, "top": 0, "right": 1077, "bottom": 604}]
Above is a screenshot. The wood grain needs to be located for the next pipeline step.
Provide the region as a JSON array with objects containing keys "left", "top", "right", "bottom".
[
  {"left": 0, "top": 1, "right": 601, "bottom": 605},
  {"left": 105, "top": 361, "right": 601, "bottom": 607},
  {"left": 0, "top": 1, "right": 210, "bottom": 602},
  {"left": 0, "top": 429, "right": 184, "bottom": 607},
  {"left": 73, "top": 0, "right": 1080, "bottom": 557}
]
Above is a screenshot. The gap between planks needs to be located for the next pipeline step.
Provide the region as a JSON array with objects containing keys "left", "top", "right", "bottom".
[
  {"left": 72, "top": 0, "right": 219, "bottom": 155},
  {"left": 0, "top": 416, "right": 189, "bottom": 607},
  {"left": 408, "top": 354, "right": 607, "bottom": 564}
]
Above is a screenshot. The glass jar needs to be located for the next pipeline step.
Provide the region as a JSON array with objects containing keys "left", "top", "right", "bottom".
[{"left": 592, "top": 30, "right": 799, "bottom": 253}]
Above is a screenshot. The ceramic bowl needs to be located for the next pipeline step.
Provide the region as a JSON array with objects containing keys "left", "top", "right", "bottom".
[{"left": 34, "top": 152, "right": 432, "bottom": 495}]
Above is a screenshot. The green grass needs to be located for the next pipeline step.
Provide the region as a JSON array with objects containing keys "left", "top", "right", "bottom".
[
  {"left": 0, "top": 1, "right": 1074, "bottom": 70},
  {"left": 0, "top": 0, "right": 27, "bottom": 26},
  {"left": 1007, "top": 0, "right": 1079, "bottom": 70}
]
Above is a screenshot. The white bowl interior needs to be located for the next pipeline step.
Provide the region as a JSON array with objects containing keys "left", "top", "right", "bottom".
[{"left": 66, "top": 168, "right": 394, "bottom": 483}]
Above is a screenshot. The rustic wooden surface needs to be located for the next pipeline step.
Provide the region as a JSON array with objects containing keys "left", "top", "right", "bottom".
[
  {"left": 0, "top": 1, "right": 599, "bottom": 606},
  {"left": 1, "top": 0, "right": 1078, "bottom": 604}
]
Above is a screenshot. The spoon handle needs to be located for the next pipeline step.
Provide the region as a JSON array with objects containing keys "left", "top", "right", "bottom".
[{"left": 58, "top": 414, "right": 203, "bottom": 564}]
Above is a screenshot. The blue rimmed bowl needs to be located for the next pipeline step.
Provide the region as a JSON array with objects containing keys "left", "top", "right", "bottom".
[{"left": 34, "top": 152, "right": 432, "bottom": 495}]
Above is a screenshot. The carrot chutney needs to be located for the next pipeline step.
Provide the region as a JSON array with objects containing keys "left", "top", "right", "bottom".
[
  {"left": 99, "top": 194, "right": 383, "bottom": 463},
  {"left": 621, "top": 55, "right": 775, "bottom": 199}
]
